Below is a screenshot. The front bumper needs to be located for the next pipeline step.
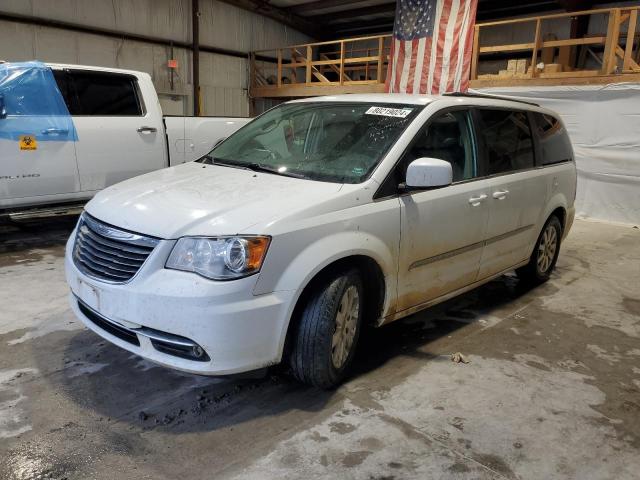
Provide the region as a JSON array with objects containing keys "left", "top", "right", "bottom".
[{"left": 64, "top": 230, "right": 296, "bottom": 375}]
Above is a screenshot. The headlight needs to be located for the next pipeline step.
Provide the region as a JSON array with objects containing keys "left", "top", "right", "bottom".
[{"left": 166, "top": 236, "right": 270, "bottom": 280}]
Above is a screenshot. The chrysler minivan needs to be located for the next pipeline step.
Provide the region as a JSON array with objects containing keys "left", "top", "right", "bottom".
[{"left": 65, "top": 93, "right": 576, "bottom": 388}]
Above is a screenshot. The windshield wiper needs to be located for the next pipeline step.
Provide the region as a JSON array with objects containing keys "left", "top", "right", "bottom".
[
  {"left": 244, "top": 163, "right": 308, "bottom": 179},
  {"left": 202, "top": 155, "right": 306, "bottom": 179}
]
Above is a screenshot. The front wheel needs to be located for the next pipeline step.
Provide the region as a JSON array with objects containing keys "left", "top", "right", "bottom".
[
  {"left": 289, "top": 269, "right": 364, "bottom": 389},
  {"left": 517, "top": 215, "right": 562, "bottom": 284}
]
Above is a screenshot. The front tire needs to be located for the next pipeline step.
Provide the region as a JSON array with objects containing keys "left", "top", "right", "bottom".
[
  {"left": 517, "top": 215, "right": 562, "bottom": 284},
  {"left": 289, "top": 269, "right": 364, "bottom": 389}
]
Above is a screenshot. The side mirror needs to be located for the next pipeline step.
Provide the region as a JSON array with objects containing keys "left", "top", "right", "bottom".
[
  {"left": 402, "top": 157, "right": 453, "bottom": 190},
  {"left": 0, "top": 94, "right": 7, "bottom": 119}
]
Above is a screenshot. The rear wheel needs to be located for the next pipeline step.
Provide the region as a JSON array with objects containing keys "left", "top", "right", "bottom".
[
  {"left": 517, "top": 215, "right": 562, "bottom": 284},
  {"left": 289, "top": 269, "right": 364, "bottom": 389}
]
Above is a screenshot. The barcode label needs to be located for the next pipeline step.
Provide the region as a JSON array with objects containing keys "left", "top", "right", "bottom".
[{"left": 365, "top": 106, "right": 413, "bottom": 118}]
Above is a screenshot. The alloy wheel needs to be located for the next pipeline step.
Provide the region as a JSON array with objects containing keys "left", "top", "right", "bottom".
[{"left": 331, "top": 285, "right": 359, "bottom": 369}]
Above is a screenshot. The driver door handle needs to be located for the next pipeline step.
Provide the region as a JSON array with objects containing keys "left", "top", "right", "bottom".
[
  {"left": 468, "top": 194, "right": 487, "bottom": 206},
  {"left": 492, "top": 190, "right": 509, "bottom": 200},
  {"left": 137, "top": 126, "right": 157, "bottom": 133}
]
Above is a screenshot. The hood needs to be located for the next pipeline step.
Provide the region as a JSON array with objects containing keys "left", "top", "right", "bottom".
[{"left": 85, "top": 162, "right": 343, "bottom": 238}]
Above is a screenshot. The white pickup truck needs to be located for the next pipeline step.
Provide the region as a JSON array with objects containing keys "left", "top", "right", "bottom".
[{"left": 0, "top": 62, "right": 250, "bottom": 218}]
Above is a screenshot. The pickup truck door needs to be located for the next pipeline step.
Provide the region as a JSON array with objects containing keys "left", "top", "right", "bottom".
[
  {"left": 0, "top": 67, "right": 78, "bottom": 205},
  {"left": 65, "top": 70, "right": 167, "bottom": 192},
  {"left": 396, "top": 109, "right": 490, "bottom": 312}
]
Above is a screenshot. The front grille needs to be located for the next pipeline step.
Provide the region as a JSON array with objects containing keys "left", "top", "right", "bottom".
[{"left": 73, "top": 213, "right": 159, "bottom": 283}]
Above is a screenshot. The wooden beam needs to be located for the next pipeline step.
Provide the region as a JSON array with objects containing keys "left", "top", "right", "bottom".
[
  {"left": 531, "top": 19, "right": 542, "bottom": 78},
  {"left": 306, "top": 45, "right": 312, "bottom": 83},
  {"left": 250, "top": 83, "right": 386, "bottom": 98},
  {"left": 339, "top": 41, "right": 345, "bottom": 85},
  {"left": 377, "top": 36, "right": 385, "bottom": 83},
  {"left": 470, "top": 72, "right": 640, "bottom": 88},
  {"left": 471, "top": 26, "right": 479, "bottom": 80},
  {"left": 624, "top": 9, "right": 638, "bottom": 71},
  {"left": 602, "top": 8, "right": 621, "bottom": 74},
  {"left": 277, "top": 49, "right": 282, "bottom": 87}
]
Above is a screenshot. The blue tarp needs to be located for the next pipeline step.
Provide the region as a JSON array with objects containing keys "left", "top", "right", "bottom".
[{"left": 0, "top": 61, "right": 77, "bottom": 141}]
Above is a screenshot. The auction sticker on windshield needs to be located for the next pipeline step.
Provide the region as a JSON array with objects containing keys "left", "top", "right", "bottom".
[{"left": 365, "top": 106, "right": 413, "bottom": 118}]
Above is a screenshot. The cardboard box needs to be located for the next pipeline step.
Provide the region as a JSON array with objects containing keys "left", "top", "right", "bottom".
[{"left": 516, "top": 59, "right": 529, "bottom": 74}]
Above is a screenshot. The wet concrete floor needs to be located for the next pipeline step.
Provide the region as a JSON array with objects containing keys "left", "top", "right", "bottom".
[{"left": 0, "top": 216, "right": 639, "bottom": 479}]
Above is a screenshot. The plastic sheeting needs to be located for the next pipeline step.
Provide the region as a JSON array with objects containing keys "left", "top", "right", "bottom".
[
  {"left": 0, "top": 61, "right": 77, "bottom": 141},
  {"left": 473, "top": 84, "right": 640, "bottom": 225}
]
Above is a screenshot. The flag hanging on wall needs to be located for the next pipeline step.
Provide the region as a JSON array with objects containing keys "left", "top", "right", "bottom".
[{"left": 385, "top": 0, "right": 478, "bottom": 94}]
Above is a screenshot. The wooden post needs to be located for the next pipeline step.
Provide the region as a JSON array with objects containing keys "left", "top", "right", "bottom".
[
  {"left": 624, "top": 9, "right": 637, "bottom": 71},
  {"left": 277, "top": 49, "right": 282, "bottom": 87},
  {"left": 602, "top": 8, "right": 621, "bottom": 74},
  {"left": 377, "top": 36, "right": 384, "bottom": 83},
  {"left": 306, "top": 45, "right": 312, "bottom": 84},
  {"left": 471, "top": 25, "right": 480, "bottom": 80},
  {"left": 339, "top": 41, "right": 345, "bottom": 85},
  {"left": 531, "top": 19, "right": 542, "bottom": 78}
]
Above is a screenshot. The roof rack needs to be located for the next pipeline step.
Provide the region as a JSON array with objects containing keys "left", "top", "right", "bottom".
[{"left": 443, "top": 92, "right": 540, "bottom": 107}]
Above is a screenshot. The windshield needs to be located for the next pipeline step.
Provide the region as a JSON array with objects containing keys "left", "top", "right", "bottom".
[{"left": 204, "top": 102, "right": 423, "bottom": 183}]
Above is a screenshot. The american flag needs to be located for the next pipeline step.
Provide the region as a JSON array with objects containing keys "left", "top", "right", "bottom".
[{"left": 385, "top": 0, "right": 478, "bottom": 94}]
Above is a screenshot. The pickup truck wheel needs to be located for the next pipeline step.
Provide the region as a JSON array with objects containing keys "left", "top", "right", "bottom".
[
  {"left": 289, "top": 269, "right": 364, "bottom": 389},
  {"left": 517, "top": 215, "right": 562, "bottom": 284}
]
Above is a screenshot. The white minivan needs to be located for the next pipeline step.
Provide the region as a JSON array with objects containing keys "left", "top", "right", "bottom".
[{"left": 65, "top": 93, "right": 576, "bottom": 388}]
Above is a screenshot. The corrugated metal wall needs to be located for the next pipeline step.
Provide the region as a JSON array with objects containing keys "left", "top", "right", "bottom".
[{"left": 0, "top": 0, "right": 312, "bottom": 116}]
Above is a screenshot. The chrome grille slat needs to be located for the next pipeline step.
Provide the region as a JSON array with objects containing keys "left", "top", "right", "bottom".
[
  {"left": 72, "top": 214, "right": 159, "bottom": 283},
  {"left": 76, "top": 239, "right": 142, "bottom": 268},
  {"left": 78, "top": 233, "right": 148, "bottom": 262},
  {"left": 79, "top": 227, "right": 153, "bottom": 255},
  {"left": 76, "top": 249, "right": 139, "bottom": 274}
]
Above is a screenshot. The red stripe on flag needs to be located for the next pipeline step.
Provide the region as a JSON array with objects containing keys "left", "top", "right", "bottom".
[
  {"left": 419, "top": 36, "right": 433, "bottom": 94},
  {"left": 394, "top": 40, "right": 407, "bottom": 93},
  {"left": 432, "top": 0, "right": 453, "bottom": 94},
  {"left": 405, "top": 38, "right": 420, "bottom": 94},
  {"left": 446, "top": 1, "right": 467, "bottom": 93}
]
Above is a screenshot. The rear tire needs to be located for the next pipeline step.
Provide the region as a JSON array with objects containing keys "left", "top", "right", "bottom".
[
  {"left": 289, "top": 269, "right": 364, "bottom": 389},
  {"left": 517, "top": 215, "right": 562, "bottom": 284}
]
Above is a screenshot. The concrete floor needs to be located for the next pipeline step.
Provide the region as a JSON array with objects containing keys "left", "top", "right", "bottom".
[{"left": 0, "top": 217, "right": 639, "bottom": 480}]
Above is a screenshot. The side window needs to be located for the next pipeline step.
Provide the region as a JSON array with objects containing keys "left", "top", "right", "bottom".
[
  {"left": 52, "top": 70, "right": 76, "bottom": 113},
  {"left": 404, "top": 110, "right": 476, "bottom": 182},
  {"left": 68, "top": 72, "right": 143, "bottom": 116},
  {"left": 531, "top": 112, "right": 573, "bottom": 165},
  {"left": 476, "top": 109, "right": 534, "bottom": 175}
]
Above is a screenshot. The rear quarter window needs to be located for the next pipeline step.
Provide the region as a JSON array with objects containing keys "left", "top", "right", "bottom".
[
  {"left": 531, "top": 112, "right": 573, "bottom": 166},
  {"left": 68, "top": 71, "right": 143, "bottom": 116}
]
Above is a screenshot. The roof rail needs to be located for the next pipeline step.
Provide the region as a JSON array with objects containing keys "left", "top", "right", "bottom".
[{"left": 443, "top": 92, "right": 540, "bottom": 107}]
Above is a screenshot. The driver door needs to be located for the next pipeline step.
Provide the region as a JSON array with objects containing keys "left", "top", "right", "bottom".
[{"left": 397, "top": 109, "right": 490, "bottom": 312}]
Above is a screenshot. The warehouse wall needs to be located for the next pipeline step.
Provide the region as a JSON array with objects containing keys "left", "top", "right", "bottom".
[{"left": 0, "top": 0, "right": 312, "bottom": 116}]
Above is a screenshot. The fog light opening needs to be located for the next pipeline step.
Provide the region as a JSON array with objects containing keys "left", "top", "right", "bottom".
[{"left": 192, "top": 345, "right": 205, "bottom": 359}]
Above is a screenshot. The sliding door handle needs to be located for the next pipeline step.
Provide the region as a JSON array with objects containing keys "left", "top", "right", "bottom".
[
  {"left": 41, "top": 128, "right": 69, "bottom": 135},
  {"left": 492, "top": 190, "right": 509, "bottom": 200},
  {"left": 137, "top": 126, "right": 157, "bottom": 133},
  {"left": 468, "top": 194, "right": 487, "bottom": 206}
]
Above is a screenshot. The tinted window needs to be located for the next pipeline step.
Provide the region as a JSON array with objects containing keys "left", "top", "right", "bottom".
[
  {"left": 69, "top": 72, "right": 142, "bottom": 116},
  {"left": 476, "top": 109, "right": 534, "bottom": 175},
  {"left": 52, "top": 70, "right": 75, "bottom": 113},
  {"left": 531, "top": 112, "right": 573, "bottom": 165},
  {"left": 403, "top": 110, "right": 476, "bottom": 182}
]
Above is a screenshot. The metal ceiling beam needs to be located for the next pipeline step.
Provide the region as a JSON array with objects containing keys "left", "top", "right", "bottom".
[
  {"left": 333, "top": 19, "right": 395, "bottom": 35},
  {"left": 289, "top": 0, "right": 375, "bottom": 15},
  {"left": 216, "top": 0, "right": 321, "bottom": 38},
  {"left": 308, "top": 3, "right": 396, "bottom": 24}
]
